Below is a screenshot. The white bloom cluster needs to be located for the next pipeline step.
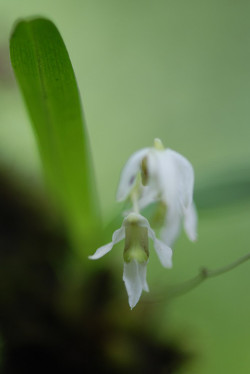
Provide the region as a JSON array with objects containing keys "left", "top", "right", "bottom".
[{"left": 89, "top": 139, "right": 197, "bottom": 309}]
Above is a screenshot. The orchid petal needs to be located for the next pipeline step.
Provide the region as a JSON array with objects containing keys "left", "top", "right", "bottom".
[
  {"left": 145, "top": 148, "right": 195, "bottom": 246},
  {"left": 116, "top": 148, "right": 149, "bottom": 202},
  {"left": 123, "top": 260, "right": 148, "bottom": 309},
  {"left": 88, "top": 242, "right": 114, "bottom": 260},
  {"left": 138, "top": 185, "right": 159, "bottom": 210},
  {"left": 89, "top": 226, "right": 125, "bottom": 260},
  {"left": 162, "top": 149, "right": 194, "bottom": 211},
  {"left": 112, "top": 226, "right": 126, "bottom": 243},
  {"left": 152, "top": 236, "right": 172, "bottom": 268},
  {"left": 184, "top": 202, "right": 197, "bottom": 242},
  {"left": 160, "top": 207, "right": 181, "bottom": 247},
  {"left": 144, "top": 221, "right": 172, "bottom": 268},
  {"left": 139, "top": 261, "right": 149, "bottom": 292}
]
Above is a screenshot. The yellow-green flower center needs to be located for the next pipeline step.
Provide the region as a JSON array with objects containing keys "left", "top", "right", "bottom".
[{"left": 123, "top": 222, "right": 149, "bottom": 263}]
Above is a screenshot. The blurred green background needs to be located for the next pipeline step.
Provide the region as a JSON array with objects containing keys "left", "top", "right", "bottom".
[{"left": 0, "top": 1, "right": 250, "bottom": 373}]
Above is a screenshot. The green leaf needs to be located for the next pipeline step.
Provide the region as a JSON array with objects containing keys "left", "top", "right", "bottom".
[{"left": 10, "top": 17, "right": 100, "bottom": 257}]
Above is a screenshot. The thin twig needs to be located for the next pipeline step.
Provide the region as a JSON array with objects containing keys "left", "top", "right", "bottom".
[{"left": 168, "top": 252, "right": 250, "bottom": 300}]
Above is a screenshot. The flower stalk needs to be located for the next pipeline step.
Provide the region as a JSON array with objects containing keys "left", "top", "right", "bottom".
[{"left": 165, "top": 252, "right": 250, "bottom": 300}]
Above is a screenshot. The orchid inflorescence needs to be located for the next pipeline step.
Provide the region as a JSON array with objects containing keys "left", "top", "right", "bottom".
[{"left": 89, "top": 138, "right": 197, "bottom": 309}]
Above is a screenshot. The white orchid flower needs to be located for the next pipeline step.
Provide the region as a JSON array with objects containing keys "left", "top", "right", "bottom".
[
  {"left": 116, "top": 139, "right": 197, "bottom": 247},
  {"left": 89, "top": 212, "right": 172, "bottom": 309}
]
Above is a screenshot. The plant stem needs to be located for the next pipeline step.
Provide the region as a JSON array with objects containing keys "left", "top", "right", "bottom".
[
  {"left": 131, "top": 191, "right": 140, "bottom": 214},
  {"left": 168, "top": 252, "right": 250, "bottom": 299}
]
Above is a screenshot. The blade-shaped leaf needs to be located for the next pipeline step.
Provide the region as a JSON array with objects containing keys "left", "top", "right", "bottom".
[{"left": 10, "top": 17, "right": 100, "bottom": 257}]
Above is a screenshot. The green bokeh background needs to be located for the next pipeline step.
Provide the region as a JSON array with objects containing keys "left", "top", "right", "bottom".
[{"left": 1, "top": 1, "right": 250, "bottom": 373}]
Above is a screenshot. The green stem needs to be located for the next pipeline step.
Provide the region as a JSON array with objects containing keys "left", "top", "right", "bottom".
[
  {"left": 131, "top": 190, "right": 140, "bottom": 214},
  {"left": 168, "top": 252, "right": 250, "bottom": 299}
]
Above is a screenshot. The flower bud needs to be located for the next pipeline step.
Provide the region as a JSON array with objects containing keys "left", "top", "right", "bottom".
[{"left": 153, "top": 138, "right": 164, "bottom": 150}]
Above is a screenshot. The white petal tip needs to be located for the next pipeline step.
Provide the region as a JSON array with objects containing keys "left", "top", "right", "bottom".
[
  {"left": 162, "top": 260, "right": 173, "bottom": 269},
  {"left": 187, "top": 230, "right": 198, "bottom": 242},
  {"left": 186, "top": 230, "right": 198, "bottom": 243},
  {"left": 184, "top": 203, "right": 198, "bottom": 243},
  {"left": 126, "top": 292, "right": 141, "bottom": 310},
  {"left": 129, "top": 297, "right": 141, "bottom": 309},
  {"left": 190, "top": 236, "right": 197, "bottom": 242},
  {"left": 88, "top": 255, "right": 99, "bottom": 260},
  {"left": 123, "top": 260, "right": 147, "bottom": 310}
]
